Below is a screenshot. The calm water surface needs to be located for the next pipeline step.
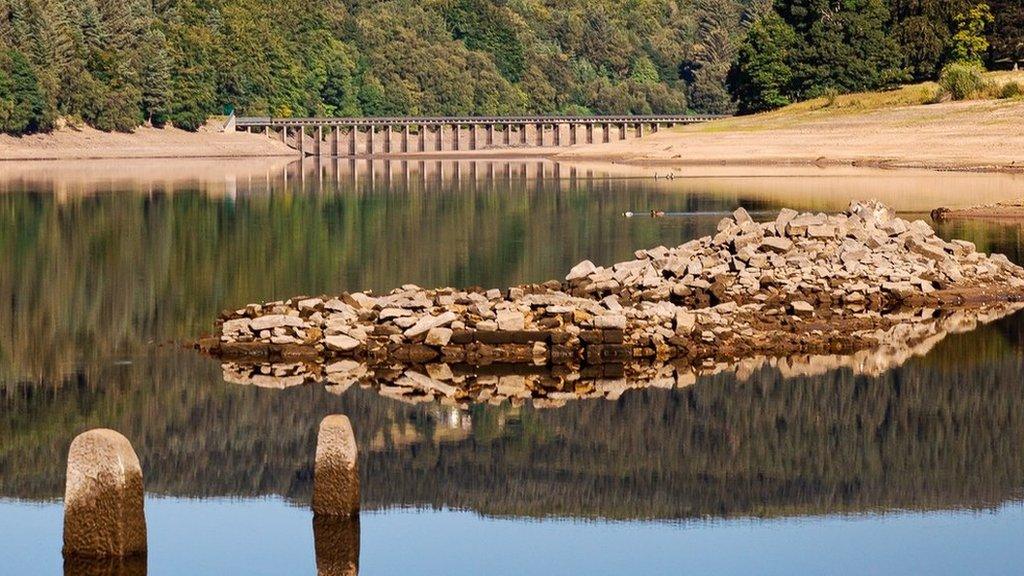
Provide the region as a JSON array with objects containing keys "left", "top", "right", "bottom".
[{"left": 2, "top": 159, "right": 1024, "bottom": 575}]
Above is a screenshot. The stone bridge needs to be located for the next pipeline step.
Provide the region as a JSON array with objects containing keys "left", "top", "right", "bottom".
[{"left": 228, "top": 115, "right": 720, "bottom": 156}]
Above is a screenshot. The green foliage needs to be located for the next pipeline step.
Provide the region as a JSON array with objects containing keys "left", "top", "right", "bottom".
[
  {"left": 443, "top": 0, "right": 525, "bottom": 82},
  {"left": 728, "top": 11, "right": 796, "bottom": 114},
  {"left": 888, "top": 0, "right": 973, "bottom": 81},
  {"left": 0, "top": 49, "right": 50, "bottom": 133},
  {"left": 730, "top": 0, "right": 906, "bottom": 113},
  {"left": 939, "top": 61, "right": 988, "bottom": 100},
  {"left": 6, "top": 0, "right": 1018, "bottom": 134},
  {"left": 986, "top": 1, "right": 1024, "bottom": 68},
  {"left": 950, "top": 3, "right": 994, "bottom": 65}
]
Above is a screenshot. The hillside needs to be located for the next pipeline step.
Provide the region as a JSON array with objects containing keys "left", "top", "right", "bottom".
[{"left": 559, "top": 72, "right": 1024, "bottom": 172}]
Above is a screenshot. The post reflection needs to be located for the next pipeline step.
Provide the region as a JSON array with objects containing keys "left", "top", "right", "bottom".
[
  {"left": 63, "top": 555, "right": 146, "bottom": 576},
  {"left": 313, "top": 516, "right": 360, "bottom": 576}
]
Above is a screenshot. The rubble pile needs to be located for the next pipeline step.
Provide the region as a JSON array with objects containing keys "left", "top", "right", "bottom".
[{"left": 198, "top": 201, "right": 1024, "bottom": 372}]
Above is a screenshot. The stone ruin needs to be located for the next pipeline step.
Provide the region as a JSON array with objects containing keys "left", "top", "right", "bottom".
[{"left": 196, "top": 200, "right": 1024, "bottom": 405}]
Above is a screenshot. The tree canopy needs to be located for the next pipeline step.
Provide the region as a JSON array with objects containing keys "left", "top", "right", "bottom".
[{"left": 1, "top": 0, "right": 1021, "bottom": 133}]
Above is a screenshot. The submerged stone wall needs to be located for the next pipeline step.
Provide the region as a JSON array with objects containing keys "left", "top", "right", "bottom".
[{"left": 197, "top": 201, "right": 1024, "bottom": 374}]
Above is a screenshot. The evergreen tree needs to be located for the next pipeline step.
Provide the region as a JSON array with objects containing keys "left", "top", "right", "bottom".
[{"left": 0, "top": 49, "right": 49, "bottom": 133}]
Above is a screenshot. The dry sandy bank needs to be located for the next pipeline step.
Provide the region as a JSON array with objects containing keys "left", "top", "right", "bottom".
[
  {"left": 557, "top": 99, "right": 1024, "bottom": 173},
  {"left": 0, "top": 124, "right": 294, "bottom": 161}
]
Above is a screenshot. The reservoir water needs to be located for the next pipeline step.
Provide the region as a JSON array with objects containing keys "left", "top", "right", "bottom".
[{"left": 2, "top": 159, "right": 1024, "bottom": 575}]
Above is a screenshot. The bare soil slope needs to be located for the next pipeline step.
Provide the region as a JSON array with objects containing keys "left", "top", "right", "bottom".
[{"left": 559, "top": 97, "right": 1024, "bottom": 173}]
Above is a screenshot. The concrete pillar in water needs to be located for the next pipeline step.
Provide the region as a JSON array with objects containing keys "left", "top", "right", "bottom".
[
  {"left": 349, "top": 128, "right": 357, "bottom": 157},
  {"left": 469, "top": 124, "right": 478, "bottom": 150},
  {"left": 367, "top": 127, "right": 375, "bottom": 156},
  {"left": 314, "top": 516, "right": 360, "bottom": 576},
  {"left": 553, "top": 124, "right": 561, "bottom": 146},
  {"left": 487, "top": 124, "right": 495, "bottom": 147},
  {"left": 312, "top": 415, "right": 360, "bottom": 517},
  {"left": 419, "top": 125, "right": 427, "bottom": 152},
  {"left": 453, "top": 124, "right": 461, "bottom": 151},
  {"left": 63, "top": 429, "right": 147, "bottom": 558},
  {"left": 315, "top": 126, "right": 323, "bottom": 157},
  {"left": 620, "top": 122, "right": 627, "bottom": 141},
  {"left": 536, "top": 123, "right": 545, "bottom": 147},
  {"left": 587, "top": 123, "right": 594, "bottom": 144},
  {"left": 385, "top": 126, "right": 393, "bottom": 154},
  {"left": 403, "top": 125, "right": 410, "bottom": 153},
  {"left": 280, "top": 126, "right": 288, "bottom": 144},
  {"left": 637, "top": 123, "right": 644, "bottom": 138},
  {"left": 298, "top": 127, "right": 306, "bottom": 156}
]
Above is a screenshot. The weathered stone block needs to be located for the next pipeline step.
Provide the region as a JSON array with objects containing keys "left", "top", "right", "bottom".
[
  {"left": 312, "top": 415, "right": 360, "bottom": 517},
  {"left": 63, "top": 429, "right": 147, "bottom": 558}
]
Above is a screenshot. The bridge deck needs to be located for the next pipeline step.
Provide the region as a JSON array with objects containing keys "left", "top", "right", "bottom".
[{"left": 235, "top": 115, "right": 720, "bottom": 127}]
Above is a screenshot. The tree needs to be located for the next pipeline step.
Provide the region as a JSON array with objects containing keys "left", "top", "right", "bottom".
[
  {"left": 778, "top": 0, "right": 906, "bottom": 98},
  {"left": 888, "top": 0, "right": 972, "bottom": 80},
  {"left": 987, "top": 0, "right": 1023, "bottom": 68},
  {"left": 950, "top": 2, "right": 994, "bottom": 65},
  {"left": 0, "top": 49, "right": 49, "bottom": 133},
  {"left": 137, "top": 29, "right": 173, "bottom": 126},
  {"left": 727, "top": 11, "right": 797, "bottom": 114}
]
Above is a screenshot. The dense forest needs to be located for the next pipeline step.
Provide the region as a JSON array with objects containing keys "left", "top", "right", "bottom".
[{"left": 0, "top": 0, "right": 1022, "bottom": 134}]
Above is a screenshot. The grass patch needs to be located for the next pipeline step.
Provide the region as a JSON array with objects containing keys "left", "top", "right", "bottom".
[{"left": 680, "top": 70, "right": 1024, "bottom": 134}]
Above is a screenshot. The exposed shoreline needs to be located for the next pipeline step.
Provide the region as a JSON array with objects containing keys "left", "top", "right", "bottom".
[
  {"left": 556, "top": 99, "right": 1024, "bottom": 175},
  {"left": 0, "top": 123, "right": 295, "bottom": 161},
  {"left": 4, "top": 98, "right": 1024, "bottom": 174}
]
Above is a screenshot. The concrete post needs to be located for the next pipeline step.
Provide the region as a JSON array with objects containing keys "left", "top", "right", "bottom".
[
  {"left": 63, "top": 429, "right": 147, "bottom": 558},
  {"left": 470, "top": 125, "right": 477, "bottom": 151},
  {"left": 553, "top": 124, "right": 561, "bottom": 147},
  {"left": 385, "top": 126, "right": 393, "bottom": 155},
  {"left": 620, "top": 122, "right": 627, "bottom": 140},
  {"left": 453, "top": 124, "right": 461, "bottom": 151},
  {"left": 487, "top": 124, "right": 494, "bottom": 147},
  {"left": 313, "top": 415, "right": 359, "bottom": 517},
  {"left": 315, "top": 126, "right": 323, "bottom": 157},
  {"left": 504, "top": 124, "right": 511, "bottom": 147},
  {"left": 637, "top": 123, "right": 644, "bottom": 138},
  {"left": 403, "top": 126, "right": 410, "bottom": 153},
  {"left": 368, "top": 127, "right": 375, "bottom": 156},
  {"left": 280, "top": 126, "right": 288, "bottom": 144},
  {"left": 587, "top": 123, "right": 594, "bottom": 144},
  {"left": 349, "top": 128, "right": 357, "bottom": 156},
  {"left": 298, "top": 127, "right": 306, "bottom": 156},
  {"left": 314, "top": 516, "right": 360, "bottom": 576},
  {"left": 521, "top": 124, "right": 528, "bottom": 145},
  {"left": 537, "top": 123, "right": 545, "bottom": 147},
  {"left": 603, "top": 123, "right": 610, "bottom": 143}
]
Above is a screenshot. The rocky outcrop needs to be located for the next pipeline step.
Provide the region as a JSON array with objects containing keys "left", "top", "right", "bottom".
[{"left": 198, "top": 201, "right": 1024, "bottom": 375}]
